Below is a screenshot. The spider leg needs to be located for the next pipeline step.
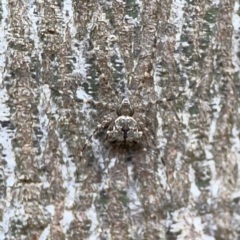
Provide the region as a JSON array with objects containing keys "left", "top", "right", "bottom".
[
  {"left": 96, "top": 64, "right": 121, "bottom": 103},
  {"left": 154, "top": 85, "right": 194, "bottom": 105},
  {"left": 80, "top": 116, "right": 114, "bottom": 161},
  {"left": 136, "top": 74, "right": 205, "bottom": 109},
  {"left": 137, "top": 118, "right": 157, "bottom": 150},
  {"left": 37, "top": 79, "right": 116, "bottom": 110},
  {"left": 80, "top": 126, "right": 101, "bottom": 158},
  {"left": 155, "top": 74, "right": 206, "bottom": 104}
]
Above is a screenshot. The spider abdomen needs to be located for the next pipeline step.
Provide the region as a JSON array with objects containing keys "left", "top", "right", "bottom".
[{"left": 107, "top": 116, "right": 142, "bottom": 145}]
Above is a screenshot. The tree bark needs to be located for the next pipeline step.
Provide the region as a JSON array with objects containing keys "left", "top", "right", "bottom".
[{"left": 0, "top": 0, "right": 239, "bottom": 239}]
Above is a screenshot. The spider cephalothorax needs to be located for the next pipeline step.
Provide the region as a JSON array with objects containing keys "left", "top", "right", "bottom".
[
  {"left": 107, "top": 98, "right": 142, "bottom": 146},
  {"left": 116, "top": 98, "right": 134, "bottom": 117}
]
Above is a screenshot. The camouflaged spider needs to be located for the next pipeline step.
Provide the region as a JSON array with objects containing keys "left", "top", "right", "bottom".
[{"left": 41, "top": 74, "right": 202, "bottom": 160}]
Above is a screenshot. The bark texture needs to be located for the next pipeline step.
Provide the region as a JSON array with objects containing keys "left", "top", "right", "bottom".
[{"left": 0, "top": 0, "right": 240, "bottom": 239}]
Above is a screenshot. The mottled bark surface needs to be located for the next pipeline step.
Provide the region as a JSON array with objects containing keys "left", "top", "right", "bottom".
[{"left": 0, "top": 0, "right": 240, "bottom": 239}]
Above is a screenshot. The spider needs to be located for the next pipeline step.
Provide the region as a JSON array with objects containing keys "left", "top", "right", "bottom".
[{"left": 39, "top": 72, "right": 202, "bottom": 161}]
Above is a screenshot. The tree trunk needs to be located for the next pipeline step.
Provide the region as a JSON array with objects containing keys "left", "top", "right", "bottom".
[{"left": 0, "top": 0, "right": 239, "bottom": 239}]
